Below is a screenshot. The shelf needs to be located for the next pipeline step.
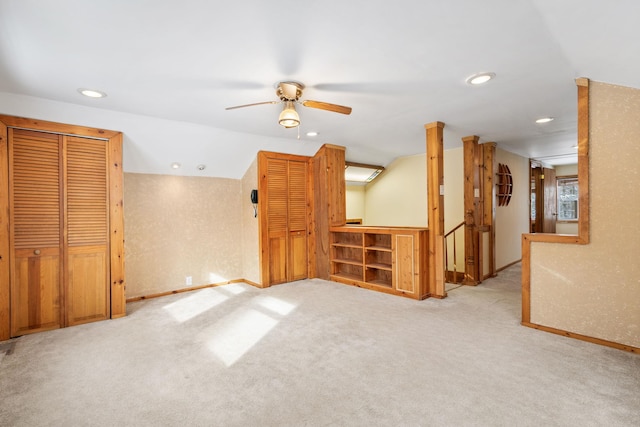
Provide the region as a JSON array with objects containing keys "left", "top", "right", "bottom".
[
  {"left": 365, "top": 245, "right": 392, "bottom": 252},
  {"left": 333, "top": 258, "right": 363, "bottom": 267},
  {"left": 366, "top": 262, "right": 392, "bottom": 271},
  {"left": 366, "top": 279, "right": 392, "bottom": 288},
  {"left": 331, "top": 272, "right": 363, "bottom": 282},
  {"left": 332, "top": 243, "right": 362, "bottom": 249}
]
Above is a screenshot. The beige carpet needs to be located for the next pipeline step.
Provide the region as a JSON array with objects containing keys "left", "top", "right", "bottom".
[{"left": 0, "top": 263, "right": 638, "bottom": 426}]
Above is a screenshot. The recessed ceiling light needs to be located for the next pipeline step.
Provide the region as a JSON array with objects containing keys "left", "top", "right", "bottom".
[
  {"left": 171, "top": 162, "right": 181, "bottom": 169},
  {"left": 78, "top": 88, "right": 107, "bottom": 98},
  {"left": 535, "top": 117, "right": 554, "bottom": 124},
  {"left": 306, "top": 131, "right": 319, "bottom": 137},
  {"left": 465, "top": 72, "right": 495, "bottom": 85}
]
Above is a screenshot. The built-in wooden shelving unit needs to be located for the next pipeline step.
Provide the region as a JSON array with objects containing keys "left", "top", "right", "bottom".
[{"left": 330, "top": 226, "right": 428, "bottom": 299}]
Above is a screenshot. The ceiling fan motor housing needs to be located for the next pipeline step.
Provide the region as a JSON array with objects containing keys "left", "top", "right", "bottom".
[{"left": 277, "top": 81, "right": 304, "bottom": 101}]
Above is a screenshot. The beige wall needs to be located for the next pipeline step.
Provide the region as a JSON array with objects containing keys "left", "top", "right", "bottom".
[
  {"left": 530, "top": 81, "right": 640, "bottom": 348},
  {"left": 241, "top": 159, "right": 260, "bottom": 285},
  {"left": 346, "top": 185, "right": 366, "bottom": 222},
  {"left": 124, "top": 173, "right": 243, "bottom": 298},
  {"left": 363, "top": 154, "right": 427, "bottom": 227},
  {"left": 495, "top": 148, "right": 530, "bottom": 269}
]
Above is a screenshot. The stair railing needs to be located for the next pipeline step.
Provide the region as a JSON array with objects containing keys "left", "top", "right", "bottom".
[{"left": 444, "top": 220, "right": 465, "bottom": 284}]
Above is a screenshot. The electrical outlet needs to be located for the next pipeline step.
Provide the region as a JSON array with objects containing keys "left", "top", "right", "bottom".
[{"left": 186, "top": 276, "right": 192, "bottom": 286}]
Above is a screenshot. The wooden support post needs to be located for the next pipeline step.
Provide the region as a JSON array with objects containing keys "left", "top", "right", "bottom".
[
  {"left": 425, "top": 122, "right": 446, "bottom": 298},
  {"left": 481, "top": 142, "right": 496, "bottom": 279},
  {"left": 462, "top": 135, "right": 480, "bottom": 285}
]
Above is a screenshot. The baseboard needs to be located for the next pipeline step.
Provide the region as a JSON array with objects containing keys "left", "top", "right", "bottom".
[
  {"left": 497, "top": 259, "right": 521, "bottom": 272},
  {"left": 125, "top": 278, "right": 259, "bottom": 303},
  {"left": 522, "top": 321, "right": 639, "bottom": 354}
]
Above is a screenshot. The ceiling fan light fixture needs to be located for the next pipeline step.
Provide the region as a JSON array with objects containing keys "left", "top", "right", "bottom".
[{"left": 279, "top": 101, "right": 300, "bottom": 128}]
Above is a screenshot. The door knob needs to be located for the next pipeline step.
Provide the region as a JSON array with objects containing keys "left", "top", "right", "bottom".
[{"left": 34, "top": 249, "right": 41, "bottom": 255}]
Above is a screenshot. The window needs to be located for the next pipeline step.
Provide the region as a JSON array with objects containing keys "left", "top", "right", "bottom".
[{"left": 557, "top": 176, "right": 578, "bottom": 221}]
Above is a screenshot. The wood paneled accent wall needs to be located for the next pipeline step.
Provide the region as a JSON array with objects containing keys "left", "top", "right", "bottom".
[{"left": 0, "top": 115, "right": 124, "bottom": 341}]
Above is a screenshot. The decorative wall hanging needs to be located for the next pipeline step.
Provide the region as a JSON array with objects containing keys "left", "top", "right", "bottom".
[{"left": 497, "top": 163, "right": 513, "bottom": 206}]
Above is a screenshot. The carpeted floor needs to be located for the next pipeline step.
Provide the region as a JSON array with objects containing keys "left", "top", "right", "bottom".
[{"left": 0, "top": 263, "right": 638, "bottom": 426}]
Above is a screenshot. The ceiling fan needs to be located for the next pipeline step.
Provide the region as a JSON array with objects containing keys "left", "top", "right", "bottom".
[{"left": 225, "top": 81, "right": 352, "bottom": 128}]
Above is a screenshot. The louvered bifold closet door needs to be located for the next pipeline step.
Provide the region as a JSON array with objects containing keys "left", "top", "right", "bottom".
[
  {"left": 9, "top": 129, "right": 63, "bottom": 336},
  {"left": 65, "top": 136, "right": 109, "bottom": 326},
  {"left": 287, "top": 160, "right": 308, "bottom": 281},
  {"left": 266, "top": 158, "right": 288, "bottom": 284}
]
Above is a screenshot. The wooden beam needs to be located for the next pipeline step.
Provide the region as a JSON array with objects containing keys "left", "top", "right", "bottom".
[{"left": 425, "top": 121, "right": 446, "bottom": 298}]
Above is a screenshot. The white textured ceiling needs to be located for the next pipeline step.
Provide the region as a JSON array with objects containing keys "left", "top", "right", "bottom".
[{"left": 0, "top": 0, "right": 638, "bottom": 178}]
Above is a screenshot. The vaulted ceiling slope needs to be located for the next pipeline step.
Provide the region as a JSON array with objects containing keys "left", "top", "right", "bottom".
[{"left": 0, "top": 0, "right": 638, "bottom": 178}]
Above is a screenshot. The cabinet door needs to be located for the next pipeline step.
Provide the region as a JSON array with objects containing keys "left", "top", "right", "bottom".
[
  {"left": 9, "top": 129, "right": 63, "bottom": 336},
  {"left": 394, "top": 234, "right": 416, "bottom": 293},
  {"left": 65, "top": 137, "right": 109, "bottom": 325},
  {"left": 287, "top": 160, "right": 308, "bottom": 281}
]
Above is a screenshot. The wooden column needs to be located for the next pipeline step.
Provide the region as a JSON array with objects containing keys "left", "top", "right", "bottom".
[
  {"left": 312, "top": 144, "right": 346, "bottom": 280},
  {"left": 109, "top": 133, "right": 126, "bottom": 318},
  {"left": 462, "top": 135, "right": 480, "bottom": 285},
  {"left": 481, "top": 142, "right": 496, "bottom": 279},
  {"left": 425, "top": 122, "right": 446, "bottom": 298}
]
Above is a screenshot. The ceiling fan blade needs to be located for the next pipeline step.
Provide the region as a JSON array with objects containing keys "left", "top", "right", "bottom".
[
  {"left": 225, "top": 101, "right": 278, "bottom": 110},
  {"left": 302, "top": 100, "right": 352, "bottom": 115}
]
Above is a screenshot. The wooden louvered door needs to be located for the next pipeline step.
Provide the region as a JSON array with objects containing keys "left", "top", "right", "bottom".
[
  {"left": 287, "top": 160, "right": 308, "bottom": 281},
  {"left": 266, "top": 158, "right": 288, "bottom": 284},
  {"left": 261, "top": 154, "right": 309, "bottom": 285},
  {"left": 8, "top": 129, "right": 110, "bottom": 336},
  {"left": 9, "top": 129, "right": 64, "bottom": 336},
  {"left": 65, "top": 136, "right": 109, "bottom": 326}
]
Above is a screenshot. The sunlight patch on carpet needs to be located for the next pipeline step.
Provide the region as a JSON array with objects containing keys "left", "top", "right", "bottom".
[
  {"left": 207, "top": 308, "right": 278, "bottom": 366},
  {"left": 255, "top": 296, "right": 296, "bottom": 315},
  {"left": 163, "top": 288, "right": 229, "bottom": 323}
]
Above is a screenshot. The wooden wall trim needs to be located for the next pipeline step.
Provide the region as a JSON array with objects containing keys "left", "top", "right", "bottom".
[
  {"left": 125, "top": 278, "right": 251, "bottom": 303},
  {"left": 0, "top": 115, "right": 120, "bottom": 139},
  {"left": 522, "top": 321, "right": 639, "bottom": 354},
  {"left": 0, "top": 121, "right": 9, "bottom": 340}
]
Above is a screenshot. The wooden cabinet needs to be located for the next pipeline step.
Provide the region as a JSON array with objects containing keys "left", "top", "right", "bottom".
[
  {"left": 0, "top": 115, "right": 125, "bottom": 340},
  {"left": 330, "top": 226, "right": 429, "bottom": 300}
]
